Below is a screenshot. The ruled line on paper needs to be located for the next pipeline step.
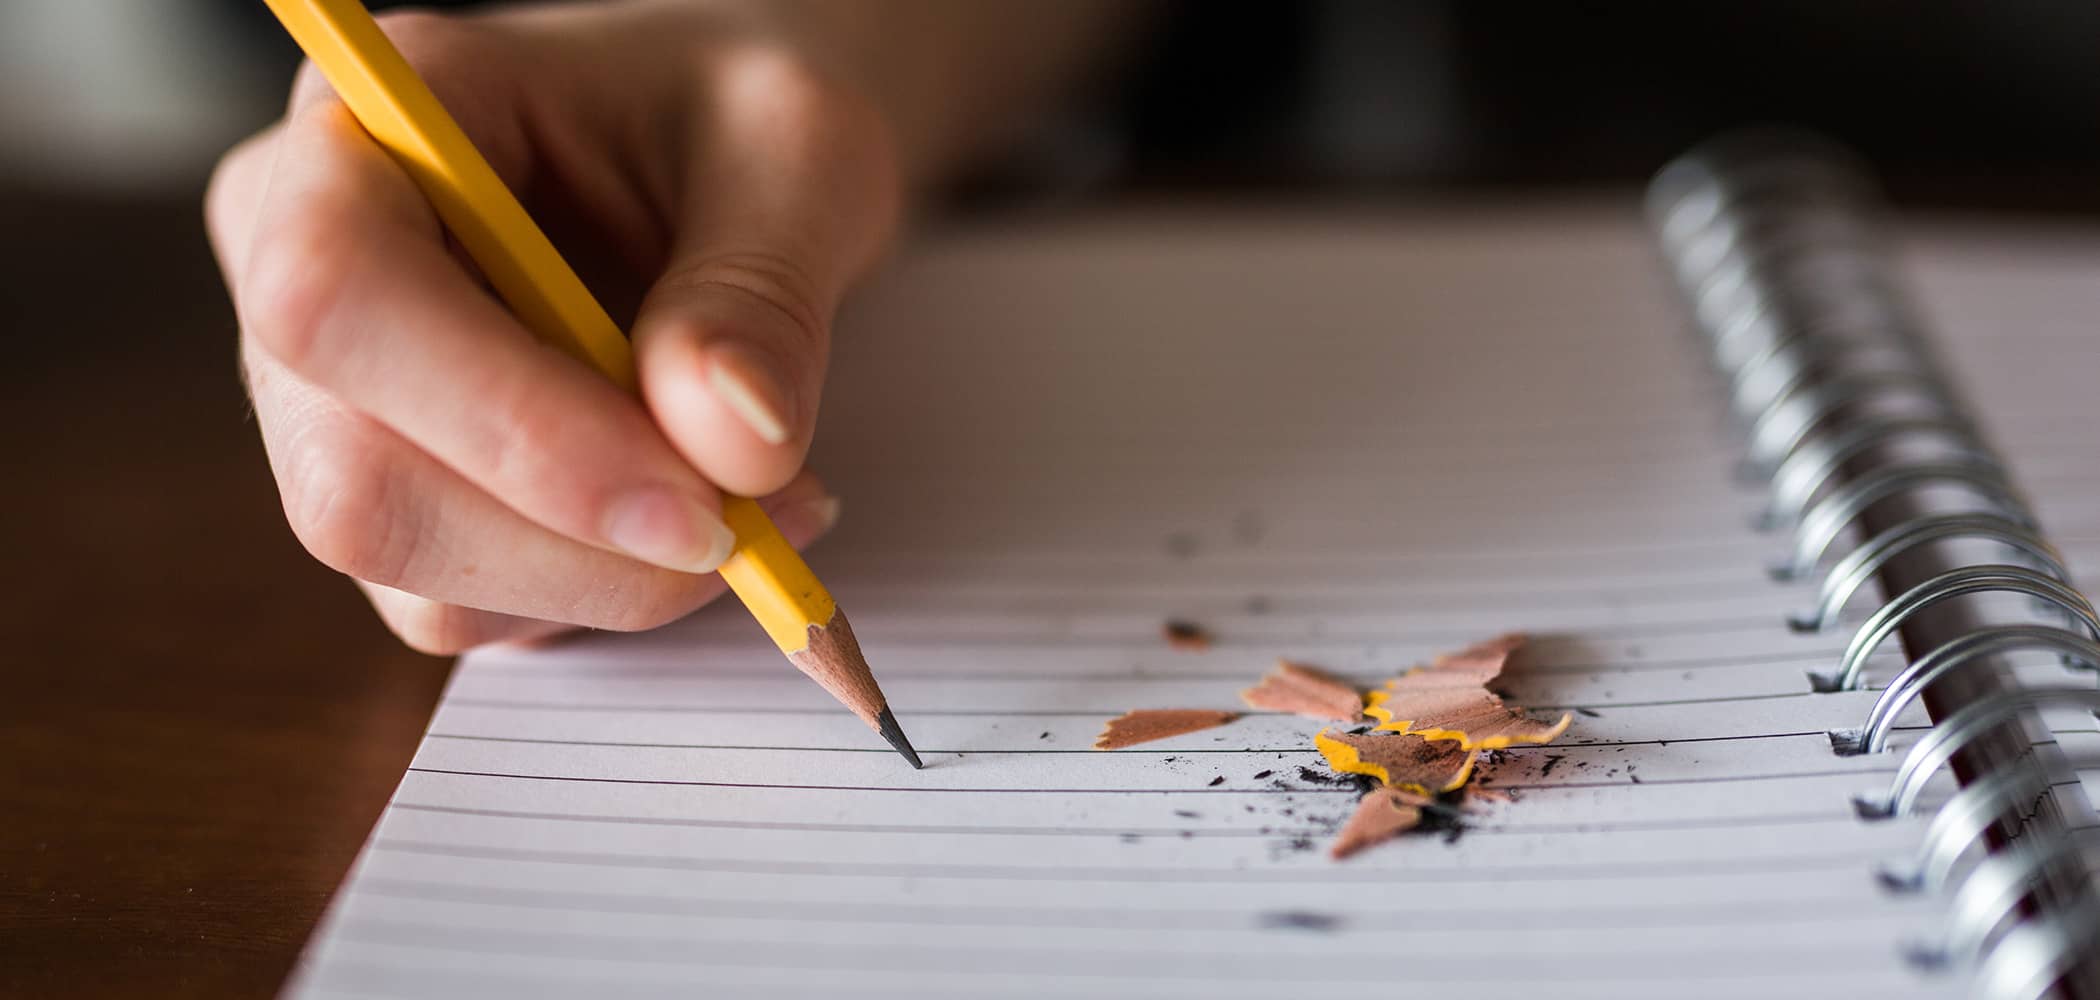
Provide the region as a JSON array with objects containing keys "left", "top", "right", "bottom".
[
  {"left": 308, "top": 925, "right": 1923, "bottom": 984},
  {"left": 399, "top": 764, "right": 1904, "bottom": 795},
  {"left": 793, "top": 536, "right": 1779, "bottom": 573},
  {"left": 418, "top": 725, "right": 1925, "bottom": 755},
  {"left": 383, "top": 800, "right": 1866, "bottom": 837},
  {"left": 339, "top": 874, "right": 1906, "bottom": 930},
  {"left": 320, "top": 914, "right": 1910, "bottom": 970},
  {"left": 467, "top": 645, "right": 1869, "bottom": 678},
  {"left": 300, "top": 962, "right": 1937, "bottom": 1000},
  {"left": 643, "top": 615, "right": 1842, "bottom": 648},
  {"left": 363, "top": 838, "right": 1900, "bottom": 883},
  {"left": 434, "top": 689, "right": 1844, "bottom": 716}
]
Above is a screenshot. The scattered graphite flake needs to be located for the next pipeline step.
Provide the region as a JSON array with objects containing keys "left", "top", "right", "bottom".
[
  {"left": 1240, "top": 660, "right": 1364, "bottom": 722},
  {"left": 1363, "top": 633, "right": 1573, "bottom": 749},
  {"left": 1163, "top": 620, "right": 1213, "bottom": 652},
  {"left": 1294, "top": 765, "right": 1370, "bottom": 791},
  {"left": 1329, "top": 787, "right": 1432, "bottom": 859},
  {"left": 1313, "top": 730, "right": 1478, "bottom": 796},
  {"left": 1416, "top": 796, "right": 1469, "bottom": 845},
  {"left": 1094, "top": 709, "right": 1239, "bottom": 750},
  {"left": 1208, "top": 775, "right": 1226, "bottom": 787},
  {"left": 1256, "top": 911, "right": 1343, "bottom": 932}
]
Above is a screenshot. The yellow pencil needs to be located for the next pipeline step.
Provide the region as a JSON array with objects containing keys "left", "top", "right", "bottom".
[{"left": 263, "top": 0, "right": 921, "bottom": 768}]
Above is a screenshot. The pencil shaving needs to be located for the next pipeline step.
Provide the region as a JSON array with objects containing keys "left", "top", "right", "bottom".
[
  {"left": 1434, "top": 632, "right": 1530, "bottom": 671},
  {"left": 1405, "top": 709, "right": 1572, "bottom": 749},
  {"left": 1094, "top": 709, "right": 1238, "bottom": 750},
  {"left": 1329, "top": 787, "right": 1431, "bottom": 860},
  {"left": 1240, "top": 660, "right": 1363, "bottom": 721},
  {"left": 1363, "top": 633, "right": 1571, "bottom": 748},
  {"left": 1118, "top": 631, "right": 1570, "bottom": 862},
  {"left": 1313, "top": 730, "right": 1477, "bottom": 795}
]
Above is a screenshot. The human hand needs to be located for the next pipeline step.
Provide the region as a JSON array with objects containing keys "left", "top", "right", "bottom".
[{"left": 205, "top": 2, "right": 900, "bottom": 653}]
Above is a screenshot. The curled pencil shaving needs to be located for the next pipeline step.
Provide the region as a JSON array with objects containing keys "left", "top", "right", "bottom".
[
  {"left": 1363, "top": 633, "right": 1572, "bottom": 749},
  {"left": 1240, "top": 660, "right": 1364, "bottom": 722},
  {"left": 1093, "top": 709, "right": 1238, "bottom": 750},
  {"left": 1329, "top": 787, "right": 1432, "bottom": 860},
  {"left": 1313, "top": 730, "right": 1477, "bottom": 796},
  {"left": 1365, "top": 690, "right": 1572, "bottom": 749},
  {"left": 1435, "top": 631, "right": 1531, "bottom": 672}
]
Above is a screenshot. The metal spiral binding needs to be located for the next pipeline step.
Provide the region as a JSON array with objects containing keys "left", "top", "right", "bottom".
[
  {"left": 1648, "top": 132, "right": 2100, "bottom": 997},
  {"left": 1940, "top": 826, "right": 2100, "bottom": 967}
]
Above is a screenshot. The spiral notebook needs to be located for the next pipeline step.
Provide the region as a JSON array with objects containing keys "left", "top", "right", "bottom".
[{"left": 286, "top": 138, "right": 2100, "bottom": 999}]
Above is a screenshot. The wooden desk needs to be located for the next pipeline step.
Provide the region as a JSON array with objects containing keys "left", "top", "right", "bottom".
[{"left": 0, "top": 191, "right": 450, "bottom": 998}]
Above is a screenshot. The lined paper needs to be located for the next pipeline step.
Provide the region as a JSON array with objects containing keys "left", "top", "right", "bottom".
[{"left": 288, "top": 208, "right": 1973, "bottom": 999}]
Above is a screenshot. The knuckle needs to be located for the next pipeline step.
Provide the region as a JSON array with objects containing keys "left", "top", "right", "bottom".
[
  {"left": 204, "top": 132, "right": 268, "bottom": 234},
  {"left": 478, "top": 373, "right": 577, "bottom": 497},
  {"left": 278, "top": 425, "right": 418, "bottom": 588},
  {"left": 711, "top": 45, "right": 867, "bottom": 135},
  {"left": 601, "top": 577, "right": 706, "bottom": 633},
  {"left": 700, "top": 45, "right": 901, "bottom": 274},
  {"left": 660, "top": 251, "right": 829, "bottom": 353},
  {"left": 287, "top": 58, "right": 333, "bottom": 110},
  {"left": 373, "top": 11, "right": 508, "bottom": 114},
  {"left": 713, "top": 44, "right": 832, "bottom": 110},
  {"left": 713, "top": 43, "right": 897, "bottom": 167},
  {"left": 241, "top": 211, "right": 354, "bottom": 374},
  {"left": 373, "top": 10, "right": 478, "bottom": 64}
]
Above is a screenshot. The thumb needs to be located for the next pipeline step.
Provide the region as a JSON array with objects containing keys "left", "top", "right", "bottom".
[{"left": 631, "top": 49, "right": 900, "bottom": 499}]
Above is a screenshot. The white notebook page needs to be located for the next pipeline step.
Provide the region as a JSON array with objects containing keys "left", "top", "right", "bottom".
[{"left": 287, "top": 207, "right": 1970, "bottom": 999}]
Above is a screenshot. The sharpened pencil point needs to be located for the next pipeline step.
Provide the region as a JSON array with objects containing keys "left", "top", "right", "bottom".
[{"left": 875, "top": 707, "right": 924, "bottom": 769}]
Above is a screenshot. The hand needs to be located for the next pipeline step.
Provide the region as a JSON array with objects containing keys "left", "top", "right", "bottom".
[{"left": 205, "top": 2, "right": 900, "bottom": 653}]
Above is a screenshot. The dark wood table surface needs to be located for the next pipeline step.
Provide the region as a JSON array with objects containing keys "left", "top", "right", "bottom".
[{"left": 1, "top": 189, "right": 451, "bottom": 999}]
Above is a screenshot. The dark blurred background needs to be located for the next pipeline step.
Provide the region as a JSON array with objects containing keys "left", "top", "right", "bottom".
[{"left": 8, "top": 2, "right": 2100, "bottom": 997}]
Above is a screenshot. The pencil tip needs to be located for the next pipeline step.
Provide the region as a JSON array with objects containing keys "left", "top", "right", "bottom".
[{"left": 874, "top": 707, "right": 924, "bottom": 769}]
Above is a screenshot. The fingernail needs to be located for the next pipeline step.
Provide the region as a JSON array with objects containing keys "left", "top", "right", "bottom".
[
  {"left": 603, "top": 487, "right": 738, "bottom": 573},
  {"left": 773, "top": 495, "right": 842, "bottom": 543},
  {"left": 705, "top": 342, "right": 794, "bottom": 445}
]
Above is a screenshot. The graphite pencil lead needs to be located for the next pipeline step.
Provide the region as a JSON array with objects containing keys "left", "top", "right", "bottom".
[{"left": 875, "top": 707, "right": 925, "bottom": 769}]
